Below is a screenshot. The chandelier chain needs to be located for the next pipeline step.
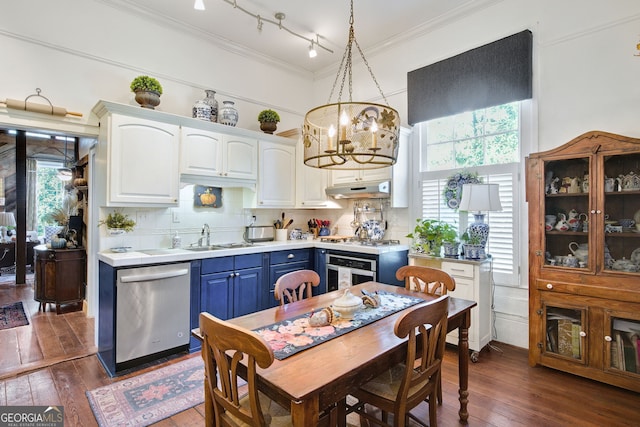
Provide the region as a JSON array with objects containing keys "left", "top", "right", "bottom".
[{"left": 326, "top": 0, "right": 388, "bottom": 105}]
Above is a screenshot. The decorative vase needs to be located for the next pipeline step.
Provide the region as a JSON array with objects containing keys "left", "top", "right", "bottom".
[
  {"left": 260, "top": 121, "right": 277, "bottom": 134},
  {"left": 466, "top": 213, "right": 490, "bottom": 249},
  {"left": 218, "top": 100, "right": 238, "bottom": 126},
  {"left": 192, "top": 97, "right": 212, "bottom": 121},
  {"left": 202, "top": 90, "right": 218, "bottom": 122},
  {"left": 134, "top": 90, "right": 161, "bottom": 109}
]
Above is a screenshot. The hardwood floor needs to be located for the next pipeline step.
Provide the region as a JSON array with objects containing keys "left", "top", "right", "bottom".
[
  {"left": 1, "top": 280, "right": 639, "bottom": 426},
  {"left": 0, "top": 276, "right": 96, "bottom": 380}
]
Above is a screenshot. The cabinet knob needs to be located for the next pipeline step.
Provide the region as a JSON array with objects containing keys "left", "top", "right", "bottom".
[
  {"left": 287, "top": 254, "right": 295, "bottom": 259},
  {"left": 579, "top": 331, "right": 586, "bottom": 337},
  {"left": 235, "top": 272, "right": 240, "bottom": 277},
  {"left": 546, "top": 283, "right": 553, "bottom": 289},
  {"left": 604, "top": 335, "right": 612, "bottom": 342},
  {"left": 229, "top": 272, "right": 235, "bottom": 278},
  {"left": 48, "top": 253, "right": 56, "bottom": 260},
  {"left": 595, "top": 210, "right": 601, "bottom": 214}
]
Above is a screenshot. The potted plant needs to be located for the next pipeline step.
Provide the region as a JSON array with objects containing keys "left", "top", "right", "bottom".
[
  {"left": 461, "top": 231, "right": 484, "bottom": 259},
  {"left": 98, "top": 210, "right": 136, "bottom": 234},
  {"left": 406, "top": 219, "right": 457, "bottom": 257},
  {"left": 130, "top": 75, "right": 163, "bottom": 109},
  {"left": 257, "top": 109, "right": 280, "bottom": 134}
]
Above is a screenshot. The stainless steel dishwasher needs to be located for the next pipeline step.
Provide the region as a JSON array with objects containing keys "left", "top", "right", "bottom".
[{"left": 116, "top": 262, "right": 191, "bottom": 364}]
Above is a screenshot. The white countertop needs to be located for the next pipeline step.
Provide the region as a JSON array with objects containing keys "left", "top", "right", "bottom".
[{"left": 98, "top": 239, "right": 410, "bottom": 267}]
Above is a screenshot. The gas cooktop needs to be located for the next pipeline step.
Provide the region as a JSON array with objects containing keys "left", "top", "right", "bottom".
[{"left": 319, "top": 236, "right": 401, "bottom": 246}]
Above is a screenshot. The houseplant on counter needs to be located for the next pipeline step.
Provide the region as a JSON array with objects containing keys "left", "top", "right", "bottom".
[
  {"left": 98, "top": 210, "right": 136, "bottom": 235},
  {"left": 257, "top": 109, "right": 280, "bottom": 134},
  {"left": 130, "top": 75, "right": 163, "bottom": 109},
  {"left": 406, "top": 219, "right": 458, "bottom": 257},
  {"left": 461, "top": 230, "right": 484, "bottom": 260}
]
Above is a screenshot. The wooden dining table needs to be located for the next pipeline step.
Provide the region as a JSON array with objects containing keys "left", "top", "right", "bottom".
[{"left": 194, "top": 281, "right": 477, "bottom": 426}]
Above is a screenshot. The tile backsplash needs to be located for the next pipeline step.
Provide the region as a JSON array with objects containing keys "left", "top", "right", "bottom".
[{"left": 98, "top": 184, "right": 410, "bottom": 251}]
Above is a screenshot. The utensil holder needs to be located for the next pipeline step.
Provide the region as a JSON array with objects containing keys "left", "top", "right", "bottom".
[{"left": 275, "top": 229, "right": 288, "bottom": 241}]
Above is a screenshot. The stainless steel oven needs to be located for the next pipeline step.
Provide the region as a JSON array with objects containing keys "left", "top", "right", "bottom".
[{"left": 326, "top": 252, "right": 376, "bottom": 292}]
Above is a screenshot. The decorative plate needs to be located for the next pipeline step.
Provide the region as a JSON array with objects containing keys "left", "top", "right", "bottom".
[
  {"left": 631, "top": 248, "right": 640, "bottom": 265},
  {"left": 443, "top": 172, "right": 481, "bottom": 211}
]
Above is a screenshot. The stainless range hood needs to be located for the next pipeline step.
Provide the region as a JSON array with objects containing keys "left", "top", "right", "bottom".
[{"left": 325, "top": 181, "right": 390, "bottom": 199}]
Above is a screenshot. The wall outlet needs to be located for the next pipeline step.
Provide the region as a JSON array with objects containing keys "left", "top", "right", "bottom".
[{"left": 172, "top": 211, "right": 180, "bottom": 223}]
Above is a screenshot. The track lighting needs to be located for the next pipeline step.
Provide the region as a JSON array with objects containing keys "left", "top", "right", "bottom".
[
  {"left": 194, "top": 0, "right": 205, "bottom": 11},
  {"left": 218, "top": 1, "right": 333, "bottom": 57}
]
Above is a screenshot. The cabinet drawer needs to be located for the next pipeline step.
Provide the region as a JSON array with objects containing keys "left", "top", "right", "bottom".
[
  {"left": 441, "top": 261, "right": 474, "bottom": 279},
  {"left": 235, "top": 254, "right": 263, "bottom": 269},
  {"left": 535, "top": 279, "right": 578, "bottom": 293},
  {"left": 201, "top": 257, "right": 234, "bottom": 274},
  {"left": 270, "top": 249, "right": 310, "bottom": 265}
]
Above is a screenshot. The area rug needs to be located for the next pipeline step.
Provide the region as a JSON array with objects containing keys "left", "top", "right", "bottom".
[
  {"left": 86, "top": 356, "right": 205, "bottom": 427},
  {"left": 0, "top": 301, "right": 29, "bottom": 330}
]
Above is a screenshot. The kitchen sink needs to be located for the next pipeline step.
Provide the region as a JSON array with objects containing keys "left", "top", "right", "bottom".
[
  {"left": 185, "top": 246, "right": 223, "bottom": 251},
  {"left": 185, "top": 242, "right": 254, "bottom": 251}
]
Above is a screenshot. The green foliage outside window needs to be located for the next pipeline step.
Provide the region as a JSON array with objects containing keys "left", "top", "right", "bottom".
[{"left": 36, "top": 165, "right": 65, "bottom": 235}]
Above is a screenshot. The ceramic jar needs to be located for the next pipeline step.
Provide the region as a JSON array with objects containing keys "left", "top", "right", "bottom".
[
  {"left": 202, "top": 90, "right": 218, "bottom": 122},
  {"left": 192, "top": 97, "right": 211, "bottom": 121},
  {"left": 333, "top": 290, "right": 363, "bottom": 319},
  {"left": 218, "top": 100, "right": 239, "bottom": 126}
]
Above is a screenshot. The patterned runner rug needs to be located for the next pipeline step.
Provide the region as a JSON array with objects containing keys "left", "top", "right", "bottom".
[
  {"left": 255, "top": 291, "right": 425, "bottom": 360},
  {"left": 86, "top": 356, "right": 205, "bottom": 427},
  {"left": 0, "top": 301, "right": 29, "bottom": 330}
]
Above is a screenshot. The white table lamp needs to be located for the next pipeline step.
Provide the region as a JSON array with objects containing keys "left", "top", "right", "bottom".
[
  {"left": 459, "top": 184, "right": 502, "bottom": 258},
  {"left": 0, "top": 212, "right": 16, "bottom": 243}
]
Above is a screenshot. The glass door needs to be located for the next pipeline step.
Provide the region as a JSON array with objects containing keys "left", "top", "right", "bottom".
[
  {"left": 540, "top": 294, "right": 587, "bottom": 365},
  {"left": 542, "top": 156, "right": 592, "bottom": 271},
  {"left": 604, "top": 309, "right": 640, "bottom": 376}
]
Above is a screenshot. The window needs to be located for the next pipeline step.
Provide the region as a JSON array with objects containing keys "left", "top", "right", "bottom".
[
  {"left": 415, "top": 102, "right": 523, "bottom": 286},
  {"left": 35, "top": 160, "right": 66, "bottom": 235}
]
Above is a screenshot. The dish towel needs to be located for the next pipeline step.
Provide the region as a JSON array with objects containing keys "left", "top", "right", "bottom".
[{"left": 338, "top": 266, "right": 352, "bottom": 289}]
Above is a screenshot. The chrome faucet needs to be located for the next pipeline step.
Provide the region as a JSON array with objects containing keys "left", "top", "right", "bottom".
[{"left": 202, "top": 223, "right": 210, "bottom": 246}]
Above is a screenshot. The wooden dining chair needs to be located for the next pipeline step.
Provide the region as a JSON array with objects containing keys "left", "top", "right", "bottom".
[
  {"left": 274, "top": 269, "right": 320, "bottom": 306},
  {"left": 396, "top": 265, "right": 456, "bottom": 296},
  {"left": 199, "top": 312, "right": 292, "bottom": 426},
  {"left": 396, "top": 265, "right": 454, "bottom": 406},
  {"left": 345, "top": 295, "right": 449, "bottom": 427}
]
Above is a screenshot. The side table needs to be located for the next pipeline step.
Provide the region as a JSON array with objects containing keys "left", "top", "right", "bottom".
[{"left": 34, "top": 245, "right": 86, "bottom": 314}]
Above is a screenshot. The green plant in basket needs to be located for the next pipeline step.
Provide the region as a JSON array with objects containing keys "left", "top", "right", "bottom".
[
  {"left": 98, "top": 210, "right": 136, "bottom": 232},
  {"left": 130, "top": 75, "right": 163, "bottom": 95}
]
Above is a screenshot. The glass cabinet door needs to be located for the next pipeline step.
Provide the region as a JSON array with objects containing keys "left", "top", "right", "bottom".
[
  {"left": 602, "top": 153, "right": 640, "bottom": 274},
  {"left": 541, "top": 297, "right": 587, "bottom": 364},
  {"left": 604, "top": 310, "right": 640, "bottom": 376},
  {"left": 542, "top": 156, "right": 592, "bottom": 271}
]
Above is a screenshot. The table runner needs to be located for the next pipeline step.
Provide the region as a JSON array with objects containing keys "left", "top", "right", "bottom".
[{"left": 254, "top": 291, "right": 425, "bottom": 360}]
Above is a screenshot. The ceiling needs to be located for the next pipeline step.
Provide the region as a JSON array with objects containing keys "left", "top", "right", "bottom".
[{"left": 107, "top": 0, "right": 482, "bottom": 73}]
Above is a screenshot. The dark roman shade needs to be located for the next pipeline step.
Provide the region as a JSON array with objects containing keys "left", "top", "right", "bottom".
[{"left": 407, "top": 30, "right": 532, "bottom": 125}]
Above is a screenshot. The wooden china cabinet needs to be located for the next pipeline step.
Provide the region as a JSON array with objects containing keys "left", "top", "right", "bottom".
[{"left": 526, "top": 131, "right": 640, "bottom": 392}]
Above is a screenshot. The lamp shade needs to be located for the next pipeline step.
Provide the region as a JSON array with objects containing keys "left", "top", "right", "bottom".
[
  {"left": 459, "top": 183, "right": 502, "bottom": 212},
  {"left": 0, "top": 212, "right": 16, "bottom": 227}
]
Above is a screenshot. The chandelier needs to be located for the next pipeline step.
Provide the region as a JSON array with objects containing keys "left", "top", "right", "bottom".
[{"left": 302, "top": 0, "right": 400, "bottom": 170}]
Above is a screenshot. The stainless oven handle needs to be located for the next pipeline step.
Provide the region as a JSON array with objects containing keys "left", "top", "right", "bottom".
[{"left": 327, "top": 265, "right": 375, "bottom": 278}]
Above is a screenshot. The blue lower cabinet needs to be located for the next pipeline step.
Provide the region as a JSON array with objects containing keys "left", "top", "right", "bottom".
[
  {"left": 200, "top": 254, "right": 263, "bottom": 320},
  {"left": 266, "top": 249, "right": 312, "bottom": 309},
  {"left": 314, "top": 248, "right": 327, "bottom": 295}
]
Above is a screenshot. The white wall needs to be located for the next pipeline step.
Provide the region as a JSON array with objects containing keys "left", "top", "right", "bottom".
[{"left": 2, "top": 0, "right": 640, "bottom": 349}]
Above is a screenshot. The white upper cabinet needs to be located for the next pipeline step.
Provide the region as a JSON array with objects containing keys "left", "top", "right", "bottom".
[
  {"left": 180, "top": 127, "right": 257, "bottom": 180},
  {"left": 105, "top": 113, "right": 180, "bottom": 206},
  {"left": 257, "top": 140, "right": 296, "bottom": 208},
  {"left": 296, "top": 140, "right": 342, "bottom": 208},
  {"left": 330, "top": 166, "right": 391, "bottom": 185}
]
